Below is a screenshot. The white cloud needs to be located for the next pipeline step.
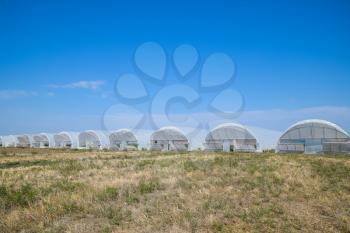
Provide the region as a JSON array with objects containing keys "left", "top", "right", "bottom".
[
  {"left": 49, "top": 80, "right": 106, "bottom": 90},
  {"left": 0, "top": 90, "right": 38, "bottom": 99}
]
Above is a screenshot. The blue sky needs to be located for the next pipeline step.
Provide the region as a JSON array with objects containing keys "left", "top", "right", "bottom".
[{"left": 1, "top": 0, "right": 350, "bottom": 135}]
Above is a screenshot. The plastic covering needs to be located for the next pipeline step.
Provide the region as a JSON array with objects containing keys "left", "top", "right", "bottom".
[
  {"left": 150, "top": 127, "right": 189, "bottom": 151},
  {"left": 32, "top": 133, "right": 55, "bottom": 148},
  {"left": 277, "top": 119, "right": 350, "bottom": 154},
  {"left": 2, "top": 135, "right": 17, "bottom": 147},
  {"left": 15, "top": 134, "right": 33, "bottom": 148},
  {"left": 204, "top": 123, "right": 258, "bottom": 152},
  {"left": 322, "top": 141, "right": 350, "bottom": 154},
  {"left": 54, "top": 131, "right": 79, "bottom": 148},
  {"left": 109, "top": 129, "right": 138, "bottom": 150},
  {"left": 78, "top": 130, "right": 110, "bottom": 149}
]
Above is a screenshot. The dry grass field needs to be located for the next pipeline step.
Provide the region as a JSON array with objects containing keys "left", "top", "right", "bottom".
[{"left": 0, "top": 148, "right": 349, "bottom": 233}]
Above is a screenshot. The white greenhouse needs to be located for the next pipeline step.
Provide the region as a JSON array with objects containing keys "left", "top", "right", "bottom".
[
  {"left": 54, "top": 131, "right": 79, "bottom": 149},
  {"left": 78, "top": 130, "right": 110, "bottom": 149},
  {"left": 276, "top": 119, "right": 350, "bottom": 154},
  {"left": 204, "top": 123, "right": 258, "bottom": 152},
  {"left": 32, "top": 133, "right": 55, "bottom": 148},
  {"left": 2, "top": 135, "right": 17, "bottom": 147},
  {"left": 150, "top": 127, "right": 189, "bottom": 151},
  {"left": 15, "top": 134, "right": 33, "bottom": 148},
  {"left": 1, "top": 135, "right": 32, "bottom": 148},
  {"left": 109, "top": 129, "right": 138, "bottom": 151}
]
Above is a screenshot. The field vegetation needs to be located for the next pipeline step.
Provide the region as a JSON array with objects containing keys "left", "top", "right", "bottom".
[{"left": 0, "top": 148, "right": 349, "bottom": 232}]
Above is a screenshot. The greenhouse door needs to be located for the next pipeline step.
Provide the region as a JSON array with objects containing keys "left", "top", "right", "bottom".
[
  {"left": 223, "top": 140, "right": 230, "bottom": 152},
  {"left": 121, "top": 141, "right": 127, "bottom": 150},
  {"left": 305, "top": 139, "right": 322, "bottom": 154}
]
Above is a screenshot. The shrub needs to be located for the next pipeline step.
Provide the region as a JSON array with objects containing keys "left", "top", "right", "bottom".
[
  {"left": 211, "top": 222, "right": 224, "bottom": 232},
  {"left": 137, "top": 179, "right": 160, "bottom": 194},
  {"left": 98, "top": 187, "right": 119, "bottom": 201},
  {"left": 62, "top": 200, "right": 81, "bottom": 213},
  {"left": 104, "top": 206, "right": 131, "bottom": 226},
  {"left": 0, "top": 183, "right": 38, "bottom": 210}
]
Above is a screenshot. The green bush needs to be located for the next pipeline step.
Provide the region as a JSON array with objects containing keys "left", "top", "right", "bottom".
[
  {"left": 137, "top": 179, "right": 160, "bottom": 194},
  {"left": 0, "top": 183, "right": 38, "bottom": 210}
]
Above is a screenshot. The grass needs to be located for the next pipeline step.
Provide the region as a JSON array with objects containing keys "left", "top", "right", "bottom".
[
  {"left": 97, "top": 187, "right": 119, "bottom": 201},
  {"left": 104, "top": 206, "right": 132, "bottom": 226},
  {"left": 137, "top": 178, "right": 160, "bottom": 194},
  {"left": 0, "top": 183, "right": 38, "bottom": 210},
  {"left": 0, "top": 148, "right": 349, "bottom": 232}
]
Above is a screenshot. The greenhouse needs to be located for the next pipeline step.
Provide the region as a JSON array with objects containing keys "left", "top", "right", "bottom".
[
  {"left": 276, "top": 119, "right": 350, "bottom": 154},
  {"left": 204, "top": 123, "right": 258, "bottom": 152},
  {"left": 53, "top": 131, "right": 79, "bottom": 149},
  {"left": 32, "top": 133, "right": 55, "bottom": 148},
  {"left": 2, "top": 135, "right": 17, "bottom": 147},
  {"left": 15, "top": 134, "right": 32, "bottom": 148},
  {"left": 150, "top": 127, "right": 189, "bottom": 151},
  {"left": 109, "top": 129, "right": 138, "bottom": 150},
  {"left": 78, "top": 130, "right": 110, "bottom": 149}
]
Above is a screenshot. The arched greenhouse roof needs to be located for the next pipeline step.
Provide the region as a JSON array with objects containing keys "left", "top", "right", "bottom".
[
  {"left": 205, "top": 123, "right": 256, "bottom": 141},
  {"left": 32, "top": 133, "right": 55, "bottom": 148},
  {"left": 279, "top": 119, "right": 349, "bottom": 140},
  {"left": 2, "top": 135, "right": 17, "bottom": 147},
  {"left": 79, "top": 130, "right": 110, "bottom": 149},
  {"left": 150, "top": 126, "right": 188, "bottom": 141},
  {"left": 54, "top": 131, "right": 80, "bottom": 148},
  {"left": 16, "top": 134, "right": 33, "bottom": 146},
  {"left": 109, "top": 129, "right": 137, "bottom": 142}
]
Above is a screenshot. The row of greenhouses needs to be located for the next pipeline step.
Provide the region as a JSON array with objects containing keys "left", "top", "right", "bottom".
[
  {"left": 1, "top": 119, "right": 350, "bottom": 154},
  {"left": 0, "top": 129, "right": 138, "bottom": 151}
]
